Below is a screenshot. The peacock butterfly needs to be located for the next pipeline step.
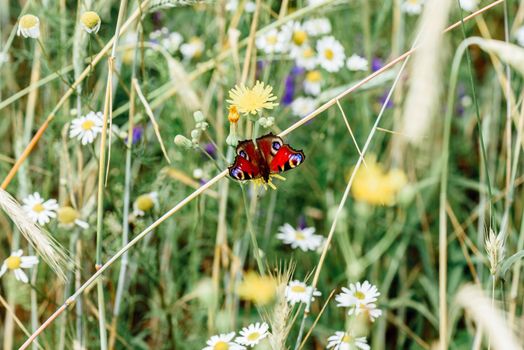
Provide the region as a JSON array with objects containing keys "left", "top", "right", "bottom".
[{"left": 228, "top": 133, "right": 305, "bottom": 183}]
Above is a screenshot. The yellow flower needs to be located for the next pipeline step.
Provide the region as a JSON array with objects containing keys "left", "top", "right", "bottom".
[
  {"left": 227, "top": 105, "right": 240, "bottom": 123},
  {"left": 58, "top": 206, "right": 80, "bottom": 224},
  {"left": 80, "top": 11, "right": 101, "bottom": 34},
  {"left": 57, "top": 206, "right": 89, "bottom": 229},
  {"left": 227, "top": 81, "right": 278, "bottom": 116},
  {"left": 237, "top": 272, "right": 277, "bottom": 305},
  {"left": 17, "top": 14, "right": 40, "bottom": 39},
  {"left": 351, "top": 156, "right": 407, "bottom": 206},
  {"left": 133, "top": 192, "right": 158, "bottom": 216}
]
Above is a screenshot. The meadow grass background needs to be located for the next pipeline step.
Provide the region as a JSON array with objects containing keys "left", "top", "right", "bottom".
[{"left": 0, "top": 0, "right": 523, "bottom": 349}]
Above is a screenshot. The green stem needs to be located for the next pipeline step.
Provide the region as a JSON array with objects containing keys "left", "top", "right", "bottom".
[{"left": 240, "top": 185, "right": 265, "bottom": 274}]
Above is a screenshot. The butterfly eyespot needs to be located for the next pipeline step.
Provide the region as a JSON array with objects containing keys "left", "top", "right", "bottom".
[
  {"left": 288, "top": 153, "right": 303, "bottom": 168},
  {"left": 271, "top": 140, "right": 282, "bottom": 155},
  {"left": 239, "top": 150, "right": 249, "bottom": 160},
  {"left": 230, "top": 168, "right": 245, "bottom": 180}
]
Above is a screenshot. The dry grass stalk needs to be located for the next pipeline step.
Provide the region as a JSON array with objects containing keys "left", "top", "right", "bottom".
[
  {"left": 0, "top": 189, "right": 69, "bottom": 280},
  {"left": 455, "top": 284, "right": 522, "bottom": 350},
  {"left": 401, "top": 0, "right": 453, "bottom": 145},
  {"left": 265, "top": 266, "right": 294, "bottom": 350}
]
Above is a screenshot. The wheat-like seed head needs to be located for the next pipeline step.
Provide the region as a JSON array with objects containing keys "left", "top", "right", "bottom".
[
  {"left": 401, "top": 0, "right": 453, "bottom": 145},
  {"left": 0, "top": 189, "right": 70, "bottom": 280}
]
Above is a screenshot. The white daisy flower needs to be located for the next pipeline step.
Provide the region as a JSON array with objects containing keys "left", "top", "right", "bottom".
[
  {"left": 150, "top": 28, "right": 183, "bottom": 53},
  {"left": 80, "top": 11, "right": 101, "bottom": 34},
  {"left": 0, "top": 52, "right": 8, "bottom": 64},
  {"left": 295, "top": 46, "right": 317, "bottom": 70},
  {"left": 336, "top": 280, "right": 380, "bottom": 307},
  {"left": 516, "top": 26, "right": 524, "bottom": 47},
  {"left": 458, "top": 0, "right": 478, "bottom": 12},
  {"left": 0, "top": 250, "right": 38, "bottom": 284},
  {"left": 276, "top": 223, "right": 323, "bottom": 252},
  {"left": 17, "top": 14, "right": 40, "bottom": 39},
  {"left": 133, "top": 192, "right": 158, "bottom": 217},
  {"left": 316, "top": 36, "right": 345, "bottom": 72},
  {"left": 326, "top": 332, "right": 370, "bottom": 350},
  {"left": 401, "top": 0, "right": 424, "bottom": 15},
  {"left": 256, "top": 28, "right": 287, "bottom": 54},
  {"left": 285, "top": 280, "right": 321, "bottom": 305},
  {"left": 244, "top": 1, "right": 256, "bottom": 12},
  {"left": 336, "top": 280, "right": 383, "bottom": 322},
  {"left": 235, "top": 322, "right": 270, "bottom": 347},
  {"left": 22, "top": 192, "right": 59, "bottom": 225},
  {"left": 69, "top": 111, "right": 104, "bottom": 145},
  {"left": 346, "top": 54, "right": 368, "bottom": 71},
  {"left": 180, "top": 37, "right": 205, "bottom": 60},
  {"left": 203, "top": 332, "right": 245, "bottom": 350},
  {"left": 281, "top": 21, "right": 309, "bottom": 57},
  {"left": 226, "top": 0, "right": 256, "bottom": 13},
  {"left": 57, "top": 206, "right": 89, "bottom": 230},
  {"left": 303, "top": 70, "right": 322, "bottom": 96},
  {"left": 304, "top": 18, "right": 331, "bottom": 36},
  {"left": 291, "top": 97, "right": 318, "bottom": 118}
]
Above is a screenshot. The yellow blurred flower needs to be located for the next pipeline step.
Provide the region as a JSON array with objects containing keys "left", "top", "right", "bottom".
[
  {"left": 351, "top": 156, "right": 407, "bottom": 206},
  {"left": 80, "top": 11, "right": 101, "bottom": 34},
  {"left": 237, "top": 272, "right": 276, "bottom": 305},
  {"left": 227, "top": 81, "right": 278, "bottom": 116}
]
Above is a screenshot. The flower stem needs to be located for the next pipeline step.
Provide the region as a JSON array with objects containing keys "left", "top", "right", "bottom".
[{"left": 240, "top": 185, "right": 265, "bottom": 274}]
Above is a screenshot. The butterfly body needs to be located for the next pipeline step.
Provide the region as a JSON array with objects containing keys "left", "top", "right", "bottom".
[{"left": 229, "top": 133, "right": 305, "bottom": 182}]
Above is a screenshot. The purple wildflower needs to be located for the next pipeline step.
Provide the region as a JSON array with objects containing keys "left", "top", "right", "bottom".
[
  {"left": 379, "top": 89, "right": 394, "bottom": 109},
  {"left": 132, "top": 126, "right": 143, "bottom": 144},
  {"left": 372, "top": 57, "right": 384, "bottom": 72},
  {"left": 203, "top": 143, "right": 216, "bottom": 159},
  {"left": 282, "top": 74, "right": 295, "bottom": 106},
  {"left": 297, "top": 215, "right": 307, "bottom": 230},
  {"left": 282, "top": 66, "right": 305, "bottom": 106}
]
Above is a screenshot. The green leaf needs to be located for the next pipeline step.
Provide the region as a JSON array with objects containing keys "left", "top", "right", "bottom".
[{"left": 498, "top": 250, "right": 524, "bottom": 278}]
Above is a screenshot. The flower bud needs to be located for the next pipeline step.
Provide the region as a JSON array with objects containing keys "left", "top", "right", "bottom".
[{"left": 174, "top": 134, "right": 193, "bottom": 148}]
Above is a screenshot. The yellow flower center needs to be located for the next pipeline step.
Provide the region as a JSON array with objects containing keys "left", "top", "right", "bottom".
[
  {"left": 295, "top": 231, "right": 305, "bottom": 240},
  {"left": 408, "top": 0, "right": 419, "bottom": 3},
  {"left": 190, "top": 37, "right": 203, "bottom": 58},
  {"left": 20, "top": 15, "right": 38, "bottom": 29},
  {"left": 81, "top": 120, "right": 95, "bottom": 131},
  {"left": 136, "top": 194, "right": 154, "bottom": 212},
  {"left": 6, "top": 256, "right": 21, "bottom": 270},
  {"left": 267, "top": 35, "right": 278, "bottom": 45},
  {"left": 247, "top": 332, "right": 260, "bottom": 341},
  {"left": 80, "top": 11, "right": 100, "bottom": 29},
  {"left": 32, "top": 203, "right": 45, "bottom": 213},
  {"left": 58, "top": 206, "right": 79, "bottom": 224},
  {"left": 213, "top": 341, "right": 229, "bottom": 350},
  {"left": 306, "top": 70, "right": 322, "bottom": 83},
  {"left": 293, "top": 31, "right": 308, "bottom": 46},
  {"left": 291, "top": 285, "right": 306, "bottom": 293},
  {"left": 354, "top": 291, "right": 366, "bottom": 300},
  {"left": 302, "top": 47, "right": 315, "bottom": 58},
  {"left": 324, "top": 49, "right": 334, "bottom": 60},
  {"left": 342, "top": 334, "right": 352, "bottom": 343}
]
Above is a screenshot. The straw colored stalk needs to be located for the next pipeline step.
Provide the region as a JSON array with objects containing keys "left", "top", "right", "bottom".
[
  {"left": 401, "top": 0, "right": 453, "bottom": 145},
  {"left": 0, "top": 189, "right": 69, "bottom": 280},
  {"left": 455, "top": 284, "right": 522, "bottom": 350}
]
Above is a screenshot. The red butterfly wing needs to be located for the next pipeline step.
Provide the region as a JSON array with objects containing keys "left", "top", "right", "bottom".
[
  {"left": 228, "top": 140, "right": 263, "bottom": 180},
  {"left": 256, "top": 133, "right": 305, "bottom": 174}
]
